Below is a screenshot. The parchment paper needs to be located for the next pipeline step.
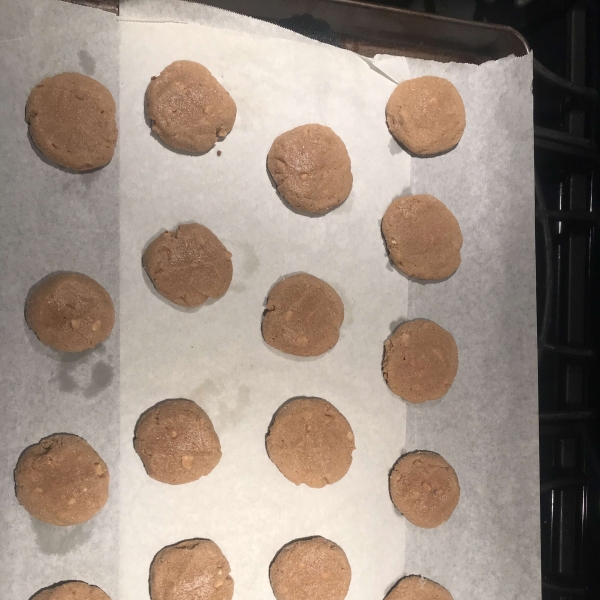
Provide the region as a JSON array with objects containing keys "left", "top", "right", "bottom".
[
  {"left": 119, "top": 20, "right": 409, "bottom": 600},
  {"left": 371, "top": 52, "right": 540, "bottom": 597},
  {"left": 0, "top": 1, "right": 119, "bottom": 599},
  {"left": 403, "top": 55, "right": 540, "bottom": 599}
]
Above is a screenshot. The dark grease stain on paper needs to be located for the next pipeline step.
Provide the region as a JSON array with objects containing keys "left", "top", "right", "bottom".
[
  {"left": 31, "top": 517, "right": 93, "bottom": 555},
  {"left": 77, "top": 49, "right": 96, "bottom": 75}
]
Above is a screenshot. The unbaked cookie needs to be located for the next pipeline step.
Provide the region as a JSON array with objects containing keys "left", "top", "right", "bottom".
[
  {"left": 150, "top": 538, "right": 233, "bottom": 600},
  {"left": 146, "top": 60, "right": 236, "bottom": 153},
  {"left": 383, "top": 319, "right": 458, "bottom": 403},
  {"left": 15, "top": 433, "right": 109, "bottom": 526},
  {"left": 386, "top": 76, "right": 465, "bottom": 156},
  {"left": 389, "top": 451, "right": 460, "bottom": 528},
  {"left": 262, "top": 273, "right": 344, "bottom": 357},
  {"left": 382, "top": 194, "right": 462, "bottom": 281},
  {"left": 30, "top": 581, "right": 111, "bottom": 600},
  {"left": 134, "top": 399, "right": 221, "bottom": 485},
  {"left": 26, "top": 72, "right": 118, "bottom": 171},
  {"left": 266, "top": 397, "right": 355, "bottom": 488},
  {"left": 270, "top": 537, "right": 351, "bottom": 600},
  {"left": 385, "top": 575, "right": 453, "bottom": 600},
  {"left": 267, "top": 124, "right": 353, "bottom": 214},
  {"left": 143, "top": 222, "right": 233, "bottom": 308},
  {"left": 25, "top": 272, "right": 115, "bottom": 353}
]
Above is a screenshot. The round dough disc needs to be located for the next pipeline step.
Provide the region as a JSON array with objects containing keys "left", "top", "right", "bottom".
[
  {"left": 31, "top": 582, "right": 111, "bottom": 600},
  {"left": 382, "top": 319, "right": 458, "bottom": 403},
  {"left": 150, "top": 538, "right": 233, "bottom": 600},
  {"left": 143, "top": 222, "right": 233, "bottom": 308},
  {"left": 26, "top": 72, "right": 118, "bottom": 171},
  {"left": 15, "top": 433, "right": 109, "bottom": 526},
  {"left": 382, "top": 194, "right": 463, "bottom": 281},
  {"left": 134, "top": 399, "right": 222, "bottom": 485},
  {"left": 146, "top": 60, "right": 237, "bottom": 153},
  {"left": 385, "top": 575, "right": 453, "bottom": 600},
  {"left": 267, "top": 124, "right": 353, "bottom": 214},
  {"left": 25, "top": 272, "right": 115, "bottom": 353},
  {"left": 262, "top": 273, "right": 344, "bottom": 357},
  {"left": 389, "top": 451, "right": 460, "bottom": 528},
  {"left": 266, "top": 397, "right": 355, "bottom": 488},
  {"left": 270, "top": 537, "right": 351, "bottom": 600},
  {"left": 386, "top": 75, "right": 465, "bottom": 156}
]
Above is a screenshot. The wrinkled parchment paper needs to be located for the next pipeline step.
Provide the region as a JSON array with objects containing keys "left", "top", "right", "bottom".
[{"left": 120, "top": 0, "right": 309, "bottom": 44}]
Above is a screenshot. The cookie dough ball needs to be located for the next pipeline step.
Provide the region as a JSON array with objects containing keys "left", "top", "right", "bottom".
[
  {"left": 142, "top": 222, "right": 233, "bottom": 308},
  {"left": 386, "top": 76, "right": 465, "bottom": 156},
  {"left": 25, "top": 272, "right": 115, "bottom": 353},
  {"left": 385, "top": 576, "right": 453, "bottom": 600},
  {"left": 31, "top": 582, "right": 111, "bottom": 600},
  {"left": 267, "top": 124, "right": 353, "bottom": 214},
  {"left": 270, "top": 537, "right": 351, "bottom": 600},
  {"left": 146, "top": 60, "right": 236, "bottom": 153},
  {"left": 26, "top": 72, "right": 117, "bottom": 171},
  {"left": 389, "top": 451, "right": 460, "bottom": 528},
  {"left": 383, "top": 319, "right": 458, "bottom": 403},
  {"left": 134, "top": 399, "right": 221, "bottom": 485},
  {"left": 382, "top": 194, "right": 462, "bottom": 281},
  {"left": 266, "top": 397, "right": 355, "bottom": 488},
  {"left": 15, "top": 433, "right": 109, "bottom": 526},
  {"left": 262, "top": 273, "right": 344, "bottom": 357},
  {"left": 150, "top": 538, "right": 233, "bottom": 600}
]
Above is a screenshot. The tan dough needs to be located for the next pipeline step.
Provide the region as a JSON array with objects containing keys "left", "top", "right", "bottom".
[
  {"left": 386, "top": 76, "right": 465, "bottom": 156},
  {"left": 385, "top": 576, "right": 453, "bottom": 600},
  {"left": 382, "top": 194, "right": 463, "bottom": 281},
  {"left": 134, "top": 399, "right": 222, "bottom": 485},
  {"left": 389, "top": 451, "right": 460, "bottom": 528},
  {"left": 25, "top": 272, "right": 115, "bottom": 353},
  {"left": 270, "top": 537, "right": 351, "bottom": 600},
  {"left": 26, "top": 72, "right": 118, "bottom": 171},
  {"left": 143, "top": 222, "right": 233, "bottom": 308},
  {"left": 262, "top": 273, "right": 344, "bottom": 357},
  {"left": 150, "top": 538, "right": 234, "bottom": 600},
  {"left": 266, "top": 397, "right": 355, "bottom": 488},
  {"left": 146, "top": 60, "right": 236, "bottom": 153},
  {"left": 31, "top": 581, "right": 111, "bottom": 600},
  {"left": 15, "top": 433, "right": 109, "bottom": 526},
  {"left": 383, "top": 319, "right": 458, "bottom": 403},
  {"left": 267, "top": 124, "right": 353, "bottom": 214}
]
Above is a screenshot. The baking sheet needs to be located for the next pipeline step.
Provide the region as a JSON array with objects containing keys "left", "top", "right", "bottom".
[
  {"left": 0, "top": 1, "right": 540, "bottom": 599},
  {"left": 119, "top": 20, "right": 409, "bottom": 600},
  {"left": 0, "top": 1, "right": 120, "bottom": 599}
]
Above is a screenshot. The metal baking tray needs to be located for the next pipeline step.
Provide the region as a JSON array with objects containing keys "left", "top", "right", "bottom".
[{"left": 66, "top": 0, "right": 528, "bottom": 64}]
